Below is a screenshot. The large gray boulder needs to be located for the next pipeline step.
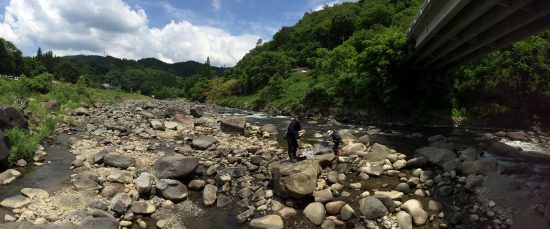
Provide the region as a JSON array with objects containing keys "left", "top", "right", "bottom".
[
  {"left": 191, "top": 135, "right": 218, "bottom": 150},
  {"left": 485, "top": 141, "right": 519, "bottom": 157},
  {"left": 156, "top": 179, "right": 188, "bottom": 202},
  {"left": 269, "top": 160, "right": 321, "bottom": 198},
  {"left": 103, "top": 153, "right": 136, "bottom": 169},
  {"left": 359, "top": 197, "right": 388, "bottom": 219},
  {"left": 414, "top": 147, "right": 456, "bottom": 167},
  {"left": 365, "top": 143, "right": 392, "bottom": 162},
  {"left": 220, "top": 117, "right": 246, "bottom": 134},
  {"left": 0, "top": 105, "right": 28, "bottom": 130},
  {"left": 153, "top": 155, "right": 198, "bottom": 179}
]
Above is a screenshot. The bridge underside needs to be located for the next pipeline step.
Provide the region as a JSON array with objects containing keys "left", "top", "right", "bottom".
[{"left": 405, "top": 0, "right": 550, "bottom": 70}]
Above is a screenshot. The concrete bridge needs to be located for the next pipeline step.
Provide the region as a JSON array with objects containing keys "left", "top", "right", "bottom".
[{"left": 405, "top": 0, "right": 550, "bottom": 70}]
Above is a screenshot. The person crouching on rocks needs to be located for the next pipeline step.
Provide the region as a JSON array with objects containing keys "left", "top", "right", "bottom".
[
  {"left": 286, "top": 114, "right": 304, "bottom": 163},
  {"left": 327, "top": 130, "right": 342, "bottom": 156}
]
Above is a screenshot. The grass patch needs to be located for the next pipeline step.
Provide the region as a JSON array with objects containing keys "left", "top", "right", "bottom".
[{"left": 0, "top": 77, "right": 143, "bottom": 165}]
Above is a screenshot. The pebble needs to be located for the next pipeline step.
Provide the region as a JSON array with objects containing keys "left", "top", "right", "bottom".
[{"left": 156, "top": 219, "right": 167, "bottom": 228}]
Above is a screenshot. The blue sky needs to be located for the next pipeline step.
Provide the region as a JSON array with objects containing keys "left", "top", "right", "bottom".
[{"left": 0, "top": 0, "right": 354, "bottom": 66}]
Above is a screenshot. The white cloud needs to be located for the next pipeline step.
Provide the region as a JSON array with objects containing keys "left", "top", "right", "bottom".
[
  {"left": 0, "top": 0, "right": 259, "bottom": 66},
  {"left": 212, "top": 0, "right": 221, "bottom": 11},
  {"left": 313, "top": 0, "right": 358, "bottom": 12}
]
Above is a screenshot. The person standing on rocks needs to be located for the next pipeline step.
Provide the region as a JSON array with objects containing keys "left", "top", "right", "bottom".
[
  {"left": 327, "top": 130, "right": 342, "bottom": 155},
  {"left": 286, "top": 114, "right": 304, "bottom": 163}
]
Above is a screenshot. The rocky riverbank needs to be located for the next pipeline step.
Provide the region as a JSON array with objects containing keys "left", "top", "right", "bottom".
[{"left": 0, "top": 99, "right": 549, "bottom": 229}]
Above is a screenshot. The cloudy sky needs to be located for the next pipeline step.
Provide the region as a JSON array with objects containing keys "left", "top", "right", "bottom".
[{"left": 0, "top": 0, "right": 355, "bottom": 66}]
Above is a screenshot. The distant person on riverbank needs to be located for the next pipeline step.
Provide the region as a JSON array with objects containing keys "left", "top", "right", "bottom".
[
  {"left": 327, "top": 130, "right": 342, "bottom": 155},
  {"left": 286, "top": 114, "right": 304, "bottom": 163}
]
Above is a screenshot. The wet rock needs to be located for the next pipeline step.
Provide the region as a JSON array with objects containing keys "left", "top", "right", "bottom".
[
  {"left": 506, "top": 131, "right": 529, "bottom": 141},
  {"left": 20, "top": 188, "right": 49, "bottom": 199},
  {"left": 314, "top": 189, "right": 333, "bottom": 203},
  {"left": 414, "top": 147, "right": 456, "bottom": 167},
  {"left": 459, "top": 147, "right": 478, "bottom": 161},
  {"left": 325, "top": 201, "right": 346, "bottom": 215},
  {"left": 81, "top": 217, "right": 118, "bottom": 229},
  {"left": 71, "top": 174, "right": 100, "bottom": 190},
  {"left": 374, "top": 190, "right": 403, "bottom": 200},
  {"left": 156, "top": 179, "right": 188, "bottom": 201},
  {"left": 250, "top": 215, "right": 284, "bottom": 229},
  {"left": 135, "top": 172, "right": 154, "bottom": 195},
  {"left": 153, "top": 155, "right": 198, "bottom": 179},
  {"left": 428, "top": 135, "right": 446, "bottom": 142},
  {"left": 220, "top": 117, "right": 246, "bottom": 134},
  {"left": 216, "top": 194, "right": 232, "bottom": 207},
  {"left": 191, "top": 135, "right": 219, "bottom": 150},
  {"left": 406, "top": 157, "right": 427, "bottom": 168},
  {"left": 130, "top": 201, "right": 156, "bottom": 214},
  {"left": 0, "top": 195, "right": 30, "bottom": 208},
  {"left": 0, "top": 105, "right": 28, "bottom": 130},
  {"left": 270, "top": 160, "right": 321, "bottom": 198},
  {"left": 401, "top": 199, "right": 428, "bottom": 225},
  {"left": 428, "top": 200, "right": 443, "bottom": 211},
  {"left": 372, "top": 194, "right": 395, "bottom": 212},
  {"left": 461, "top": 158, "right": 499, "bottom": 175},
  {"left": 340, "top": 204, "right": 355, "bottom": 220},
  {"left": 395, "top": 183, "right": 411, "bottom": 193},
  {"left": 203, "top": 184, "right": 218, "bottom": 206},
  {"left": 396, "top": 211, "right": 413, "bottom": 229},
  {"left": 103, "top": 153, "right": 136, "bottom": 169},
  {"left": 0, "top": 169, "right": 22, "bottom": 184},
  {"left": 237, "top": 209, "right": 255, "bottom": 223},
  {"left": 365, "top": 143, "right": 392, "bottom": 162},
  {"left": 342, "top": 143, "right": 366, "bottom": 155},
  {"left": 110, "top": 193, "right": 131, "bottom": 214},
  {"left": 339, "top": 132, "right": 357, "bottom": 144},
  {"left": 358, "top": 162, "right": 384, "bottom": 177},
  {"left": 393, "top": 159, "right": 407, "bottom": 170},
  {"left": 359, "top": 197, "right": 388, "bottom": 219},
  {"left": 304, "top": 202, "right": 326, "bottom": 225},
  {"left": 485, "top": 141, "right": 519, "bottom": 157}
]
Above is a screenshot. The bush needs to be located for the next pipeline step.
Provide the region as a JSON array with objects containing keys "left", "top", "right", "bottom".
[
  {"left": 18, "top": 73, "right": 54, "bottom": 94},
  {"left": 5, "top": 128, "right": 37, "bottom": 165}
]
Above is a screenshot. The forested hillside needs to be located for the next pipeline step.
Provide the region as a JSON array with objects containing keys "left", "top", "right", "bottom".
[{"left": 0, "top": 39, "right": 224, "bottom": 99}]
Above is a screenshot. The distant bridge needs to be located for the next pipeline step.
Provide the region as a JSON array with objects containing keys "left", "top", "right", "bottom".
[{"left": 405, "top": 0, "right": 550, "bottom": 70}]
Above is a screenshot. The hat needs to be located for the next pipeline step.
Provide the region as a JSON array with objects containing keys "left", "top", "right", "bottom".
[{"left": 327, "top": 130, "right": 333, "bottom": 135}]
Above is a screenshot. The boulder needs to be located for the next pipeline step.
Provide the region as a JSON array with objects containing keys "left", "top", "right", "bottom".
[
  {"left": 80, "top": 218, "right": 118, "bottom": 229},
  {"left": 461, "top": 158, "right": 500, "bottom": 175},
  {"left": 396, "top": 211, "right": 413, "bottom": 229},
  {"left": 110, "top": 193, "right": 131, "bottom": 214},
  {"left": 340, "top": 204, "right": 355, "bottom": 220},
  {"left": 191, "top": 135, "right": 218, "bottom": 150},
  {"left": 486, "top": 141, "right": 519, "bottom": 157},
  {"left": 506, "top": 131, "right": 529, "bottom": 141},
  {"left": 414, "top": 147, "right": 456, "bottom": 167},
  {"left": 135, "top": 172, "right": 154, "bottom": 195},
  {"left": 190, "top": 106, "right": 205, "bottom": 118},
  {"left": 313, "top": 189, "right": 333, "bottom": 203},
  {"left": 365, "top": 143, "right": 392, "bottom": 162},
  {"left": 220, "top": 117, "right": 246, "bottom": 134},
  {"left": 358, "top": 162, "right": 384, "bottom": 177},
  {"left": 270, "top": 160, "right": 321, "bottom": 198},
  {"left": 406, "top": 157, "right": 427, "bottom": 168},
  {"left": 203, "top": 184, "right": 218, "bottom": 206},
  {"left": 150, "top": 120, "right": 164, "bottom": 130},
  {"left": 249, "top": 215, "right": 284, "bottom": 229},
  {"left": 130, "top": 201, "right": 156, "bottom": 214},
  {"left": 342, "top": 143, "right": 366, "bottom": 155},
  {"left": 0, "top": 195, "right": 30, "bottom": 208},
  {"left": 0, "top": 169, "right": 21, "bottom": 185},
  {"left": 0, "top": 105, "right": 28, "bottom": 129},
  {"left": 359, "top": 197, "right": 388, "bottom": 219},
  {"left": 401, "top": 199, "right": 428, "bottom": 225},
  {"left": 0, "top": 129, "right": 7, "bottom": 164},
  {"left": 304, "top": 202, "right": 326, "bottom": 225},
  {"left": 357, "top": 135, "right": 370, "bottom": 146},
  {"left": 156, "top": 179, "right": 188, "bottom": 202},
  {"left": 261, "top": 124, "right": 278, "bottom": 134},
  {"left": 325, "top": 201, "right": 346, "bottom": 215},
  {"left": 20, "top": 188, "right": 49, "bottom": 199},
  {"left": 153, "top": 155, "right": 198, "bottom": 179},
  {"left": 71, "top": 174, "right": 100, "bottom": 190},
  {"left": 103, "top": 153, "right": 136, "bottom": 169}
]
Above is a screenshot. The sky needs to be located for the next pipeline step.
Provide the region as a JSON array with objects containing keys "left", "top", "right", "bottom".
[{"left": 0, "top": 0, "right": 355, "bottom": 66}]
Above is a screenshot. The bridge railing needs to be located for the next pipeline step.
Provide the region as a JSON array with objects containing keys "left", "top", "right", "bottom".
[{"left": 407, "top": 0, "right": 431, "bottom": 35}]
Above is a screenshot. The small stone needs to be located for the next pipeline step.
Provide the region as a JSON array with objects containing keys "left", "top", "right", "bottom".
[
  {"left": 340, "top": 204, "right": 355, "bottom": 220},
  {"left": 4, "top": 214, "right": 16, "bottom": 222},
  {"left": 156, "top": 219, "right": 167, "bottom": 228},
  {"left": 249, "top": 214, "right": 284, "bottom": 229},
  {"left": 304, "top": 202, "right": 326, "bottom": 225}
]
